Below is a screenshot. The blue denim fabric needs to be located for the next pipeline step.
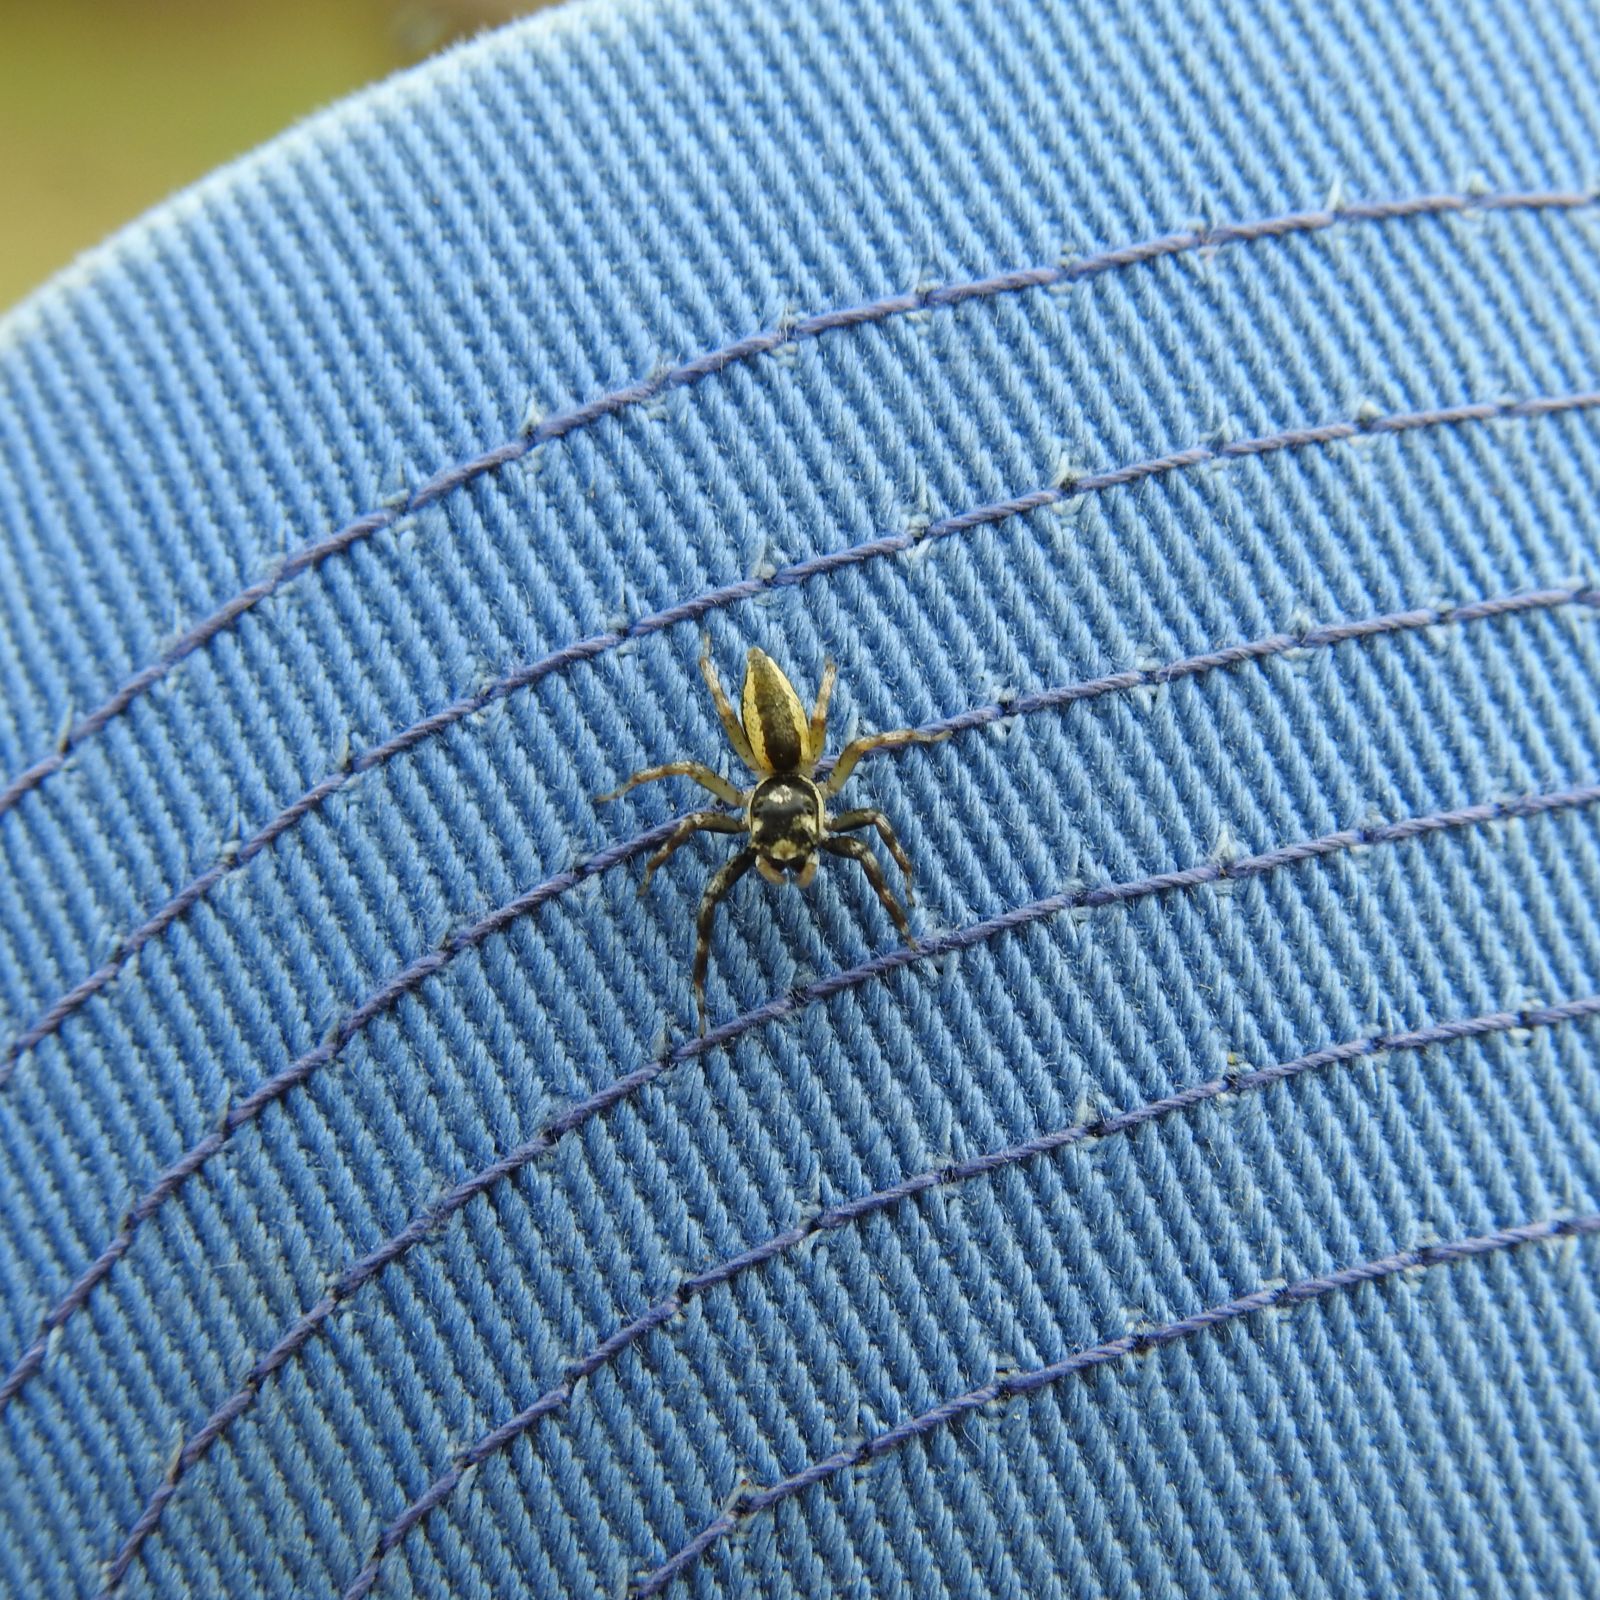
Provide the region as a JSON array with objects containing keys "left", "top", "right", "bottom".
[{"left": 4, "top": 0, "right": 1600, "bottom": 1594}]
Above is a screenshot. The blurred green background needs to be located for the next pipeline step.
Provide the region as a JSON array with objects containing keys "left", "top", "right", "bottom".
[{"left": 0, "top": 0, "right": 558, "bottom": 311}]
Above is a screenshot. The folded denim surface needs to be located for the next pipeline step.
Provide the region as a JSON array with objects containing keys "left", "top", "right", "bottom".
[{"left": 2, "top": 0, "right": 1600, "bottom": 1595}]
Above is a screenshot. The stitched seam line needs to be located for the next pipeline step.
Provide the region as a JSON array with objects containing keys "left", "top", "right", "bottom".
[
  {"left": 1, "top": 509, "right": 1593, "bottom": 1417},
  {"left": 4, "top": 556, "right": 1595, "bottom": 1416},
  {"left": 631, "top": 1211, "right": 1600, "bottom": 1597},
  {"left": 6, "top": 495, "right": 1598, "bottom": 1423},
  {"left": 0, "top": 187, "right": 1591, "bottom": 821},
  {"left": 328, "top": 994, "right": 1600, "bottom": 1600},
  {"left": 5, "top": 389, "right": 1599, "bottom": 1087},
  {"left": 88, "top": 787, "right": 1600, "bottom": 1593}
]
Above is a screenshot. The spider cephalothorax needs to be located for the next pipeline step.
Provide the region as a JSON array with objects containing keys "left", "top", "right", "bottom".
[{"left": 599, "top": 641, "right": 948, "bottom": 1030}]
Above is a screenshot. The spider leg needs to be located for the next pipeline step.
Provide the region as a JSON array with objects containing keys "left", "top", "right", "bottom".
[
  {"left": 638, "top": 811, "right": 747, "bottom": 895},
  {"left": 596, "top": 760, "right": 745, "bottom": 807},
  {"left": 828, "top": 807, "right": 916, "bottom": 903},
  {"left": 699, "top": 638, "right": 760, "bottom": 772},
  {"left": 806, "top": 658, "right": 837, "bottom": 767},
  {"left": 821, "top": 835, "right": 915, "bottom": 945},
  {"left": 693, "top": 847, "right": 758, "bottom": 1034},
  {"left": 821, "top": 725, "right": 950, "bottom": 798}
]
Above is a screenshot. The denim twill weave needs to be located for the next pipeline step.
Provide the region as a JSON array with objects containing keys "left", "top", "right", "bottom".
[{"left": 3, "top": 0, "right": 1600, "bottom": 1595}]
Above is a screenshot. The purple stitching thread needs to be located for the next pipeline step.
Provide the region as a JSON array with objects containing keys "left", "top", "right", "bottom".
[
  {"left": 25, "top": 597, "right": 1588, "bottom": 1420},
  {"left": 0, "top": 187, "right": 1591, "bottom": 823},
  {"left": 0, "top": 814, "right": 688, "bottom": 1415},
  {"left": 86, "top": 784, "right": 1600, "bottom": 1592},
  {"left": 633, "top": 1210, "right": 1600, "bottom": 1597},
  {"left": 330, "top": 994, "right": 1600, "bottom": 1600},
  {"left": 5, "top": 388, "right": 1599, "bottom": 1089}
]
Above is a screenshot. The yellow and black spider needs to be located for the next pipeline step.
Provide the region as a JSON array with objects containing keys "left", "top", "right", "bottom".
[{"left": 599, "top": 641, "right": 949, "bottom": 1031}]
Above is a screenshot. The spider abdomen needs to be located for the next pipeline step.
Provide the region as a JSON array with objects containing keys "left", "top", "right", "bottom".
[{"left": 741, "top": 648, "right": 809, "bottom": 773}]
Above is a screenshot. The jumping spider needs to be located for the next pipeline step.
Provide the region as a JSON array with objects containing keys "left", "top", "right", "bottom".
[{"left": 599, "top": 641, "right": 949, "bottom": 1031}]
